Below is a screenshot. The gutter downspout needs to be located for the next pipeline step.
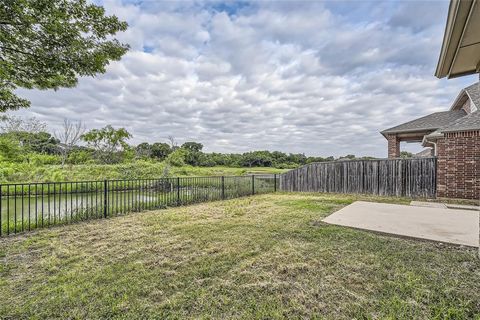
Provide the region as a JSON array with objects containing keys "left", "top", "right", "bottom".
[
  {"left": 422, "top": 134, "right": 441, "bottom": 156},
  {"left": 431, "top": 140, "right": 438, "bottom": 156}
]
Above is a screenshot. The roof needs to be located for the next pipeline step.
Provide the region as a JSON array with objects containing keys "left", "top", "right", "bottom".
[
  {"left": 414, "top": 148, "right": 433, "bottom": 158},
  {"left": 464, "top": 82, "right": 480, "bottom": 108},
  {"left": 440, "top": 109, "right": 480, "bottom": 132},
  {"left": 450, "top": 82, "right": 480, "bottom": 111},
  {"left": 435, "top": 0, "right": 480, "bottom": 79},
  {"left": 381, "top": 110, "right": 467, "bottom": 136}
]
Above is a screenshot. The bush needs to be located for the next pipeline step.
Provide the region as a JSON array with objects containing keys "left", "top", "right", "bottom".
[
  {"left": 68, "top": 150, "right": 94, "bottom": 165},
  {"left": 165, "top": 149, "right": 186, "bottom": 167},
  {"left": 28, "top": 153, "right": 61, "bottom": 165}
]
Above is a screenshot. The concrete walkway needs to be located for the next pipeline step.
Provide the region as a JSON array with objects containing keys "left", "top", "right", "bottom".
[{"left": 323, "top": 201, "right": 479, "bottom": 247}]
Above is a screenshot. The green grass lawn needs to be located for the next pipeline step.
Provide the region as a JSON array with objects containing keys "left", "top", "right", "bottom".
[{"left": 0, "top": 193, "right": 479, "bottom": 319}]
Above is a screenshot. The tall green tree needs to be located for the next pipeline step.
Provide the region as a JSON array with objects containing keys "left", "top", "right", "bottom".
[
  {"left": 151, "top": 142, "right": 171, "bottom": 161},
  {"left": 181, "top": 142, "right": 204, "bottom": 166},
  {"left": 82, "top": 125, "right": 131, "bottom": 164},
  {"left": 181, "top": 142, "right": 203, "bottom": 153},
  {"left": 0, "top": 0, "right": 129, "bottom": 112},
  {"left": 135, "top": 142, "right": 152, "bottom": 159}
]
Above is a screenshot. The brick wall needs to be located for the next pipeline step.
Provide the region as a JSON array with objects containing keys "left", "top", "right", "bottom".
[
  {"left": 387, "top": 134, "right": 400, "bottom": 158},
  {"left": 436, "top": 130, "right": 480, "bottom": 199}
]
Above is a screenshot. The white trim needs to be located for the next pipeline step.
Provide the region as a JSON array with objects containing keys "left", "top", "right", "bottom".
[{"left": 449, "top": 89, "right": 468, "bottom": 111}]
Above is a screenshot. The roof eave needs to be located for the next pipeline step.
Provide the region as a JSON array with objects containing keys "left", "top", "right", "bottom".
[
  {"left": 381, "top": 128, "right": 439, "bottom": 136},
  {"left": 435, "top": 0, "right": 478, "bottom": 79},
  {"left": 435, "top": 0, "right": 462, "bottom": 78},
  {"left": 441, "top": 126, "right": 480, "bottom": 133}
]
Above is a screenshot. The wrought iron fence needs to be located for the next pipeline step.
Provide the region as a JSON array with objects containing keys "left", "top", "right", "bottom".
[{"left": 0, "top": 174, "right": 278, "bottom": 236}]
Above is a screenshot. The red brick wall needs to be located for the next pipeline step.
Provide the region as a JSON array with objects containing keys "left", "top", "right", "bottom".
[
  {"left": 436, "top": 130, "right": 480, "bottom": 199},
  {"left": 387, "top": 134, "right": 399, "bottom": 158}
]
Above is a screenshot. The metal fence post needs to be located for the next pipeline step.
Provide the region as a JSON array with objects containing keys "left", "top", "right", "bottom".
[
  {"left": 221, "top": 176, "right": 225, "bottom": 200},
  {"left": 274, "top": 174, "right": 277, "bottom": 192},
  {"left": 176, "top": 177, "right": 180, "bottom": 206},
  {"left": 252, "top": 175, "right": 255, "bottom": 195},
  {"left": 103, "top": 180, "right": 108, "bottom": 218},
  {"left": 0, "top": 185, "right": 2, "bottom": 237}
]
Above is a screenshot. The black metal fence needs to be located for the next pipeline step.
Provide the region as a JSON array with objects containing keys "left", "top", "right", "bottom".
[
  {"left": 0, "top": 174, "right": 278, "bottom": 236},
  {"left": 279, "top": 157, "right": 437, "bottom": 198}
]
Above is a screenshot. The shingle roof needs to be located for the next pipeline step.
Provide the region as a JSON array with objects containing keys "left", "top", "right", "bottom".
[
  {"left": 440, "top": 110, "right": 480, "bottom": 132},
  {"left": 464, "top": 82, "right": 480, "bottom": 109},
  {"left": 381, "top": 110, "right": 467, "bottom": 135}
]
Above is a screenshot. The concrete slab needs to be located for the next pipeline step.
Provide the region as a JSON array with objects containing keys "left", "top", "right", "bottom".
[
  {"left": 410, "top": 200, "right": 480, "bottom": 212},
  {"left": 323, "top": 201, "right": 479, "bottom": 247},
  {"left": 410, "top": 201, "right": 447, "bottom": 209},
  {"left": 446, "top": 203, "right": 480, "bottom": 211}
]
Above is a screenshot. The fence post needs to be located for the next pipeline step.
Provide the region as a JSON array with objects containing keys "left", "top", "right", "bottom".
[
  {"left": 0, "top": 185, "right": 2, "bottom": 237},
  {"left": 176, "top": 177, "right": 180, "bottom": 206},
  {"left": 103, "top": 180, "right": 108, "bottom": 218},
  {"left": 252, "top": 175, "right": 255, "bottom": 195},
  {"left": 274, "top": 174, "right": 277, "bottom": 192},
  {"left": 221, "top": 176, "right": 225, "bottom": 200}
]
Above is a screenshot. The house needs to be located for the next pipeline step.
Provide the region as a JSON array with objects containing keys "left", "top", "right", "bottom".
[{"left": 381, "top": 82, "right": 480, "bottom": 200}]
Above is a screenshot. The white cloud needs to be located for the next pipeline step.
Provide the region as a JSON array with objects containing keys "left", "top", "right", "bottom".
[{"left": 11, "top": 0, "right": 478, "bottom": 157}]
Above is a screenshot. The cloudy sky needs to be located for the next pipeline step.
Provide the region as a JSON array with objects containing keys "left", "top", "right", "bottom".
[{"left": 12, "top": 0, "right": 479, "bottom": 157}]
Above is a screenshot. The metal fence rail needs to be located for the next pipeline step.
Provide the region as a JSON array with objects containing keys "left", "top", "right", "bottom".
[
  {"left": 0, "top": 174, "right": 278, "bottom": 236},
  {"left": 279, "top": 158, "right": 437, "bottom": 198}
]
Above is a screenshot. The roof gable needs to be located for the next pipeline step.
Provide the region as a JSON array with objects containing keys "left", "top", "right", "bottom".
[
  {"left": 450, "top": 82, "right": 479, "bottom": 112},
  {"left": 464, "top": 82, "right": 480, "bottom": 111}
]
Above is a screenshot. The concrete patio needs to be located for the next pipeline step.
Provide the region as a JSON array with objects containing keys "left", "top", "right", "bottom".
[{"left": 323, "top": 201, "right": 479, "bottom": 247}]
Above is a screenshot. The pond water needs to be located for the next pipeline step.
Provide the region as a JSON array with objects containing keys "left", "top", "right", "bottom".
[{"left": 0, "top": 177, "right": 275, "bottom": 234}]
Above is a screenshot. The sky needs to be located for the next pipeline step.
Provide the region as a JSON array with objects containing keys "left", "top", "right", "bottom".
[{"left": 12, "top": 0, "right": 479, "bottom": 157}]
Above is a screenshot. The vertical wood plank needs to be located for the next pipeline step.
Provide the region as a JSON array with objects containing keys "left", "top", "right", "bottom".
[{"left": 279, "top": 158, "right": 436, "bottom": 198}]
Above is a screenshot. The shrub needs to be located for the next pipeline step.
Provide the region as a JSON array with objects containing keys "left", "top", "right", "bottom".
[{"left": 165, "top": 149, "right": 186, "bottom": 167}]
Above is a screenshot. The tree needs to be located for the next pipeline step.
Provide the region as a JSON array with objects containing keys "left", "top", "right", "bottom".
[
  {"left": 337, "top": 154, "right": 356, "bottom": 160},
  {"left": 151, "top": 142, "right": 171, "bottom": 160},
  {"left": 167, "top": 135, "right": 178, "bottom": 150},
  {"left": 181, "top": 142, "right": 203, "bottom": 153},
  {"left": 135, "top": 142, "right": 152, "bottom": 159},
  {"left": 0, "top": 134, "right": 23, "bottom": 162},
  {"left": 55, "top": 119, "right": 85, "bottom": 167},
  {"left": 0, "top": 115, "right": 46, "bottom": 133},
  {"left": 81, "top": 125, "right": 131, "bottom": 164},
  {"left": 0, "top": 115, "right": 58, "bottom": 156},
  {"left": 181, "top": 141, "right": 203, "bottom": 166},
  {"left": 241, "top": 151, "right": 274, "bottom": 167},
  {"left": 0, "top": 0, "right": 129, "bottom": 112},
  {"left": 16, "top": 131, "right": 59, "bottom": 154},
  {"left": 165, "top": 148, "right": 186, "bottom": 167},
  {"left": 400, "top": 151, "right": 413, "bottom": 158}
]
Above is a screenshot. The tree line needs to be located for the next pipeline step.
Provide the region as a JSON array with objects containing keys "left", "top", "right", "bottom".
[{"left": 0, "top": 116, "right": 386, "bottom": 169}]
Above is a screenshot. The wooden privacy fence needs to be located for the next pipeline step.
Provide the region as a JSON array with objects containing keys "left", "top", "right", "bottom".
[{"left": 279, "top": 157, "right": 437, "bottom": 198}]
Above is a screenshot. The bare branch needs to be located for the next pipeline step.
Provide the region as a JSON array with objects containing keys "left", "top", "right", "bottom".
[
  {"left": 167, "top": 135, "right": 178, "bottom": 149},
  {"left": 0, "top": 115, "right": 46, "bottom": 134},
  {"left": 54, "top": 119, "right": 86, "bottom": 167}
]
